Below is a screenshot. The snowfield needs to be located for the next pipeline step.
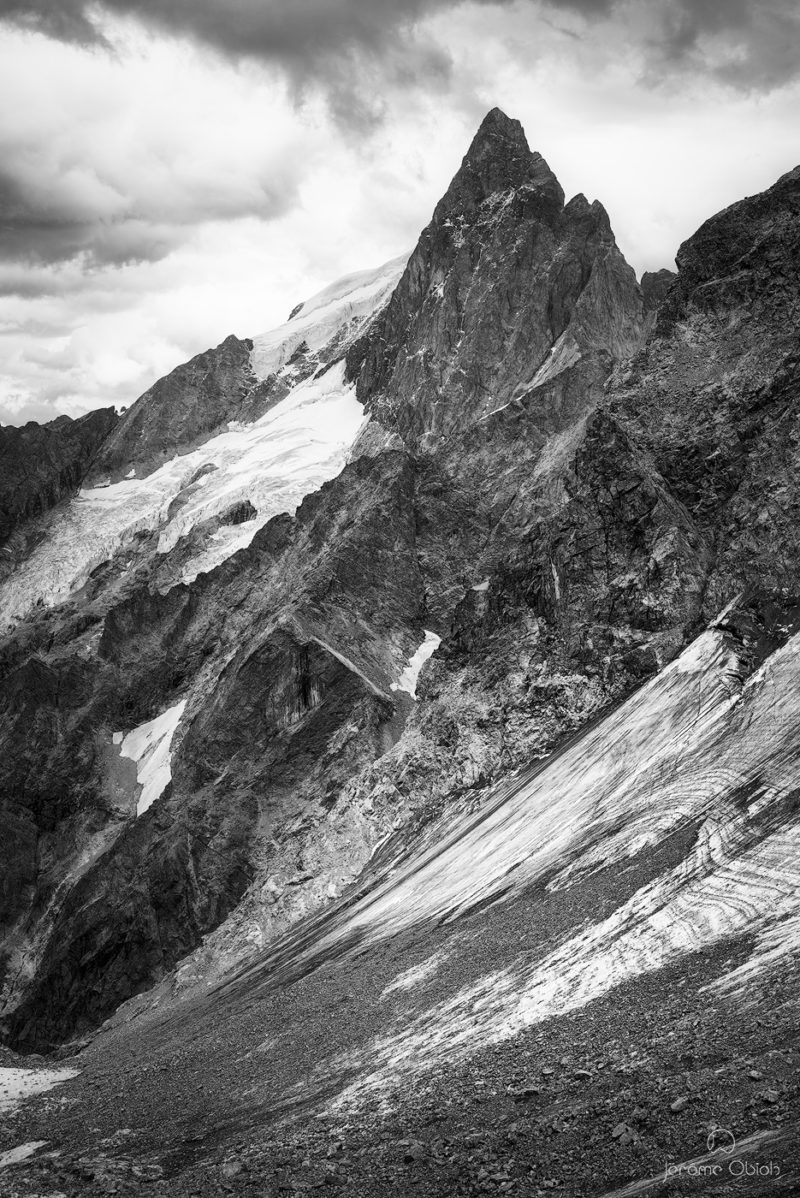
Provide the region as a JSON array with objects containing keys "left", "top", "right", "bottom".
[
  {"left": 0, "top": 1065, "right": 78, "bottom": 1115},
  {"left": 0, "top": 257, "right": 407, "bottom": 629},
  {"left": 250, "top": 255, "right": 407, "bottom": 381}
]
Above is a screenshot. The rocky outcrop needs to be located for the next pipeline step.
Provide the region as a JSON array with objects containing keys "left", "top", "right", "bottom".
[
  {"left": 609, "top": 162, "right": 800, "bottom": 619},
  {"left": 86, "top": 336, "right": 278, "bottom": 484},
  {"left": 658, "top": 164, "right": 800, "bottom": 327},
  {"left": 640, "top": 266, "right": 676, "bottom": 314},
  {"left": 0, "top": 408, "right": 117, "bottom": 558}
]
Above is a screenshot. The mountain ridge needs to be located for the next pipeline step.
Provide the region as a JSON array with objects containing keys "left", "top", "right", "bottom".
[{"left": 2, "top": 108, "right": 800, "bottom": 1197}]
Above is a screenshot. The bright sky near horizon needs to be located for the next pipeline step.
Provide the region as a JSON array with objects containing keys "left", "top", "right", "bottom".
[{"left": 0, "top": 0, "right": 798, "bottom": 425}]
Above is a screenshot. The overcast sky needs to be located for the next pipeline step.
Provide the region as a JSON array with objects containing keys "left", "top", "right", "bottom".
[{"left": 1, "top": 0, "right": 798, "bottom": 425}]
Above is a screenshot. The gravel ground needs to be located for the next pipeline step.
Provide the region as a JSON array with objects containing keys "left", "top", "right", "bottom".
[{"left": 2, "top": 820, "right": 798, "bottom": 1198}]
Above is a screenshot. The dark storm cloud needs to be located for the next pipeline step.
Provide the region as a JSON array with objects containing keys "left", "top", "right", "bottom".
[
  {"left": 650, "top": 0, "right": 800, "bottom": 90},
  {"left": 0, "top": 168, "right": 132, "bottom": 270},
  {"left": 4, "top": 1, "right": 467, "bottom": 135},
  {"left": 0, "top": 150, "right": 301, "bottom": 287},
  {"left": 0, "top": 0, "right": 103, "bottom": 46},
  {"left": 1, "top": 0, "right": 799, "bottom": 93},
  {"left": 0, "top": 0, "right": 478, "bottom": 58},
  {"left": 555, "top": 0, "right": 800, "bottom": 90}
]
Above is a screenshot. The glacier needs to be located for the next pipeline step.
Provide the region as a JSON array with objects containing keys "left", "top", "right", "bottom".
[
  {"left": 249, "top": 255, "right": 407, "bottom": 381},
  {"left": 0, "top": 258, "right": 406, "bottom": 631}
]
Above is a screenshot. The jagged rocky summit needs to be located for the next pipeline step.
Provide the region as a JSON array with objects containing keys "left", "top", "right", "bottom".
[
  {"left": 1, "top": 109, "right": 800, "bottom": 1196},
  {"left": 349, "top": 109, "right": 642, "bottom": 451}
]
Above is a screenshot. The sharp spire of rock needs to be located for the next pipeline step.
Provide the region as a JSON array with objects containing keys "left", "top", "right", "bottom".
[
  {"left": 467, "top": 106, "right": 530, "bottom": 156},
  {"left": 347, "top": 108, "right": 630, "bottom": 443},
  {"left": 436, "top": 107, "right": 564, "bottom": 219}
]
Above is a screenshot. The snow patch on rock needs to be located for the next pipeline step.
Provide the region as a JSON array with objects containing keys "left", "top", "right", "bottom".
[
  {"left": 0, "top": 1142, "right": 49, "bottom": 1170},
  {"left": 382, "top": 950, "right": 448, "bottom": 997},
  {"left": 117, "top": 700, "right": 186, "bottom": 816},
  {"left": 0, "top": 257, "right": 409, "bottom": 629},
  {"left": 390, "top": 631, "right": 441, "bottom": 700}
]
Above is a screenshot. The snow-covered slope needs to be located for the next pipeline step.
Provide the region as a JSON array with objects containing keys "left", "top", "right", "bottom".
[
  {"left": 225, "top": 622, "right": 800, "bottom": 1109},
  {"left": 250, "top": 255, "right": 407, "bottom": 381},
  {"left": 0, "top": 258, "right": 406, "bottom": 629},
  {"left": 0, "top": 363, "right": 362, "bottom": 626}
]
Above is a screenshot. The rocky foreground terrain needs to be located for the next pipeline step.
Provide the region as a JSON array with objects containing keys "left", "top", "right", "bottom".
[{"left": 0, "top": 110, "right": 798, "bottom": 1195}]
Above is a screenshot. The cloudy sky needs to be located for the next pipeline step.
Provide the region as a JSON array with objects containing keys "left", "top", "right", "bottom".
[{"left": 1, "top": 1, "right": 798, "bottom": 425}]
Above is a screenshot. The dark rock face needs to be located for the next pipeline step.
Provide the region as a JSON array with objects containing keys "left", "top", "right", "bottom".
[
  {"left": 640, "top": 267, "right": 677, "bottom": 314},
  {"left": 658, "top": 164, "right": 800, "bottom": 328},
  {"left": 0, "top": 408, "right": 117, "bottom": 558},
  {"left": 218, "top": 499, "right": 257, "bottom": 526},
  {"left": 1, "top": 112, "right": 799, "bottom": 1056},
  {"left": 347, "top": 107, "right": 643, "bottom": 450},
  {"left": 610, "top": 163, "right": 800, "bottom": 617},
  {"left": 87, "top": 335, "right": 278, "bottom": 483}
]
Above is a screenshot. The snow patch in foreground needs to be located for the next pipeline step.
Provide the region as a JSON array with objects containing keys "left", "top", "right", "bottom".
[
  {"left": 0, "top": 1066, "right": 78, "bottom": 1115},
  {"left": 382, "top": 950, "right": 448, "bottom": 997},
  {"left": 0, "top": 1142, "right": 49, "bottom": 1170},
  {"left": 390, "top": 631, "right": 441, "bottom": 700},
  {"left": 117, "top": 700, "right": 186, "bottom": 816}
]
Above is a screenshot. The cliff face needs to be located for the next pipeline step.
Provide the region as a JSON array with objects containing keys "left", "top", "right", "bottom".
[
  {"left": 348, "top": 109, "right": 643, "bottom": 450},
  {"left": 0, "top": 453, "right": 418, "bottom": 1046},
  {"left": 86, "top": 335, "right": 272, "bottom": 484},
  {"left": 659, "top": 164, "right": 800, "bottom": 326},
  {"left": 1, "top": 110, "right": 800, "bottom": 1102},
  {"left": 0, "top": 408, "right": 117, "bottom": 568},
  {"left": 611, "top": 164, "right": 800, "bottom": 621}
]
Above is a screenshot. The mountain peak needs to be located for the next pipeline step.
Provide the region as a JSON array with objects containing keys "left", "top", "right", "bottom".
[
  {"left": 461, "top": 106, "right": 533, "bottom": 182},
  {"left": 435, "top": 108, "right": 564, "bottom": 222},
  {"left": 470, "top": 106, "right": 529, "bottom": 151}
]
